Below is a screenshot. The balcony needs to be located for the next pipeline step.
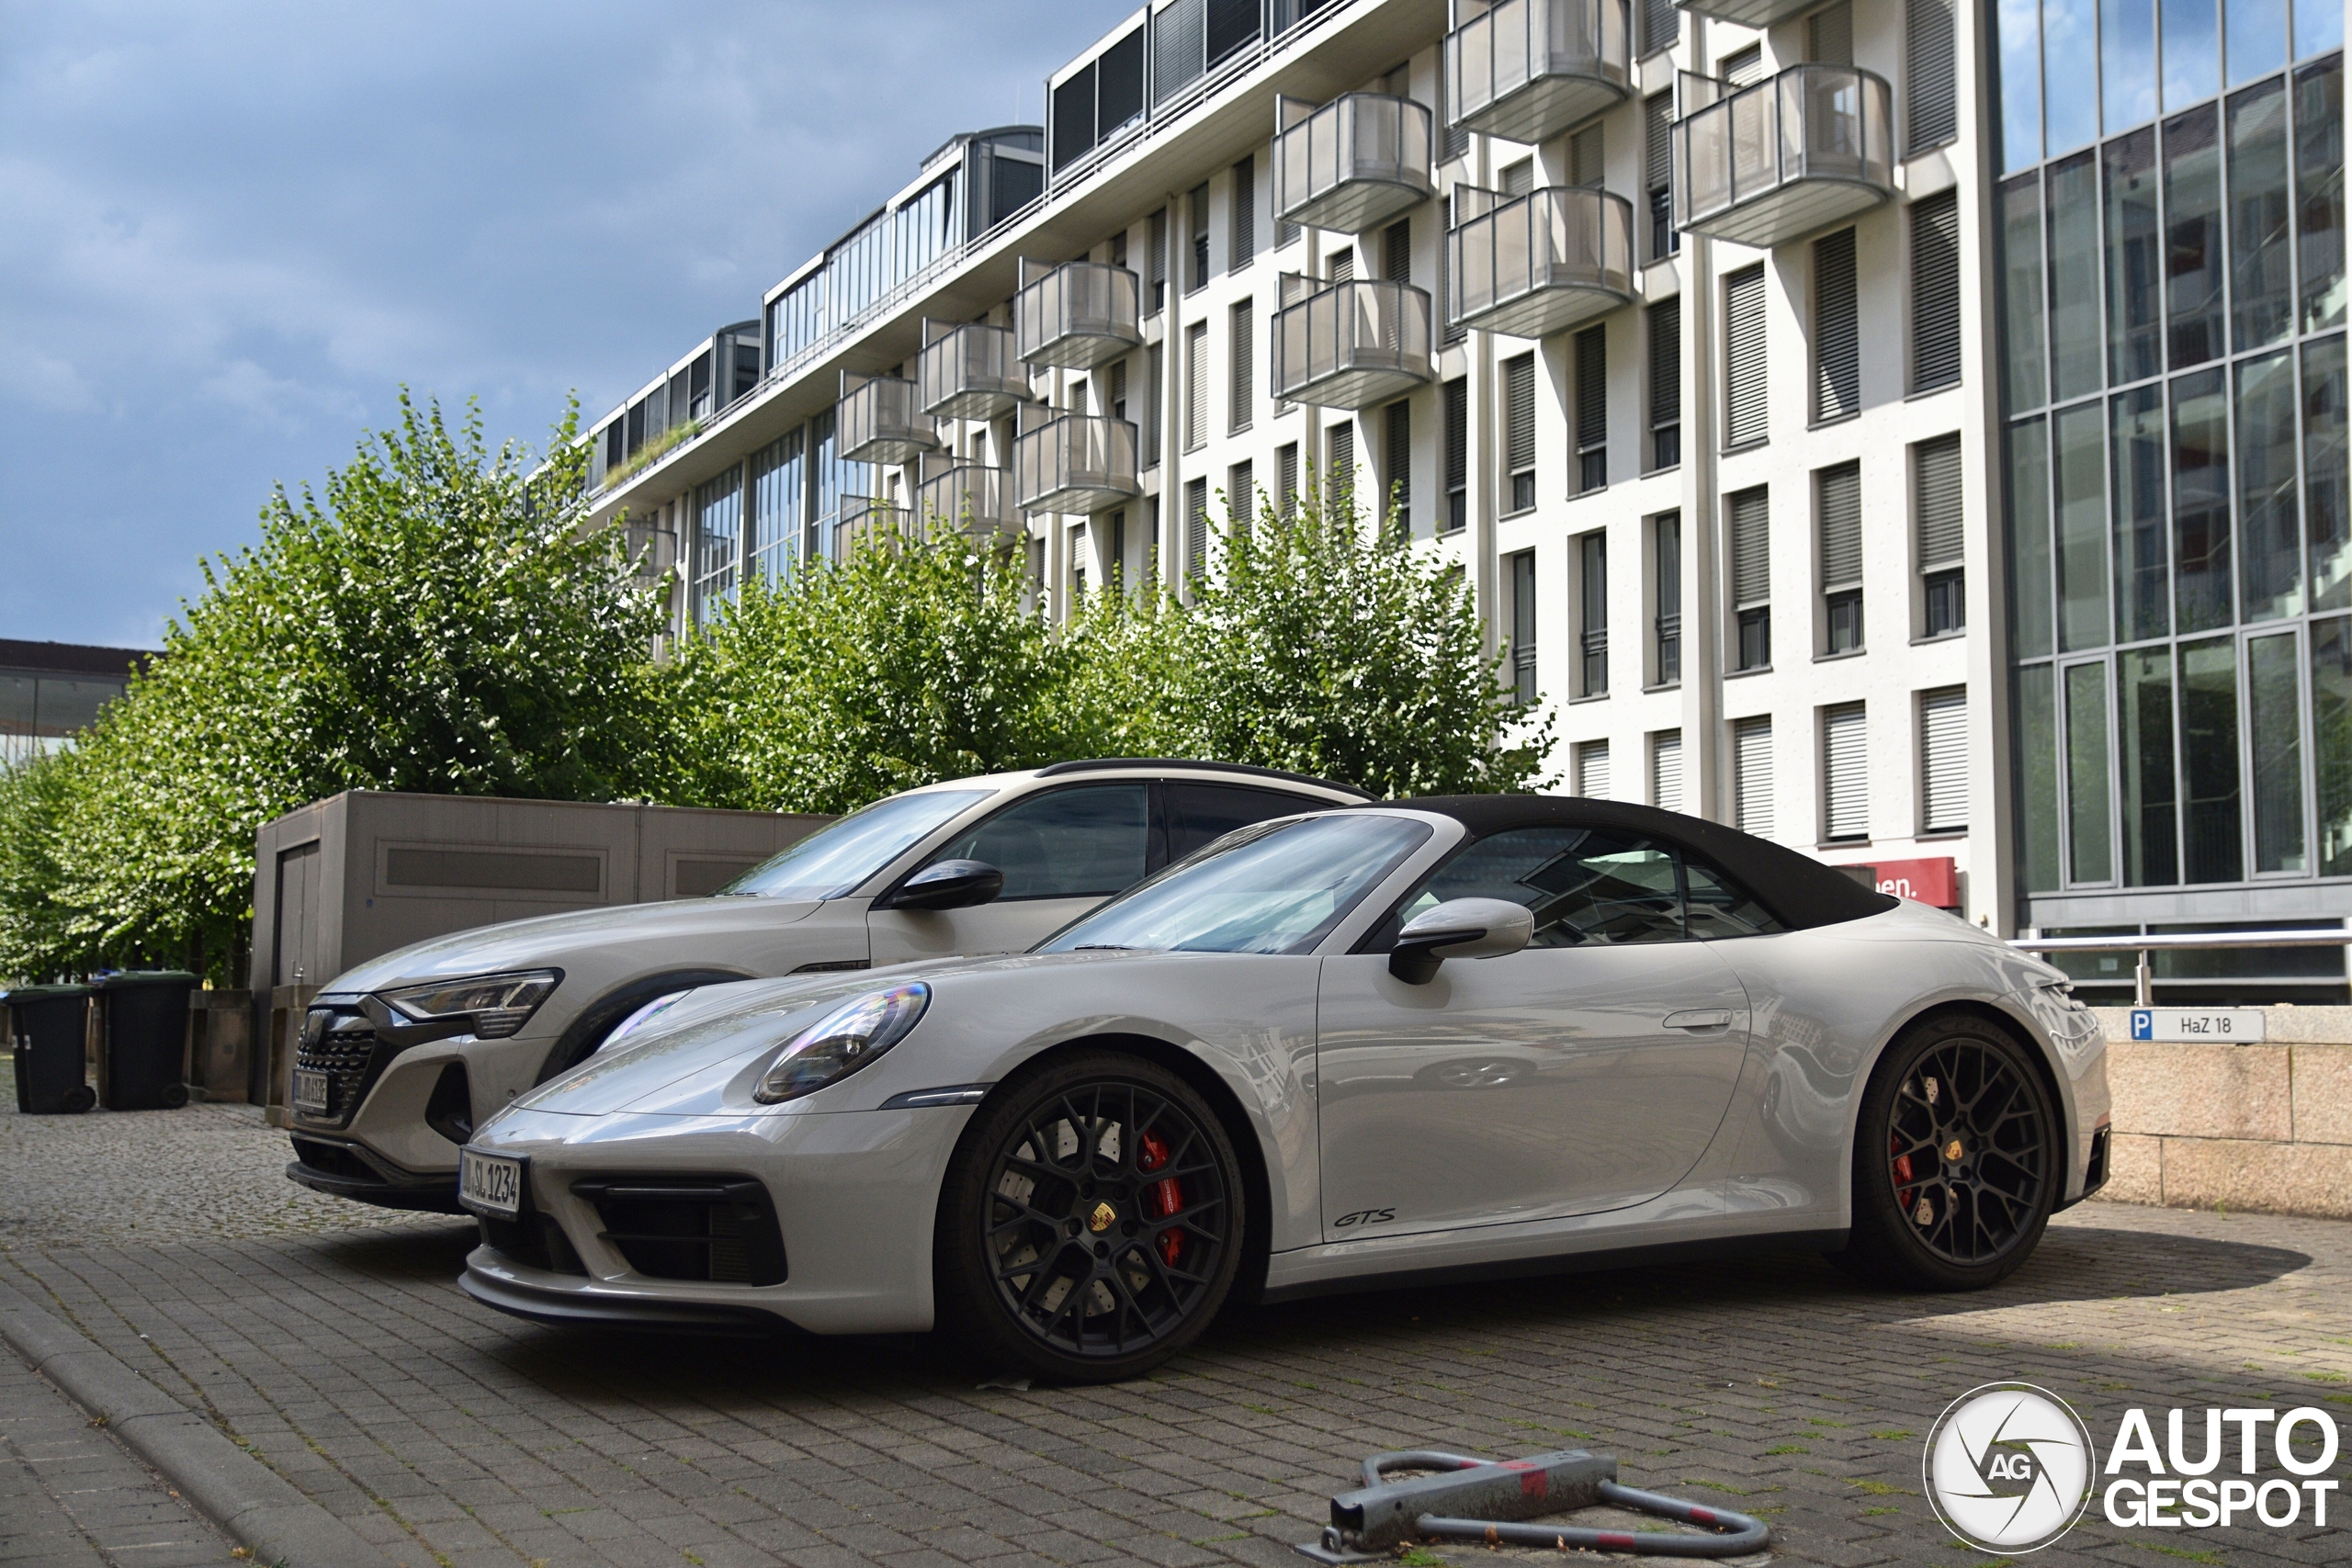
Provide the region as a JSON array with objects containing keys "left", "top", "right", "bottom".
[
  {"left": 1444, "top": 0, "right": 1631, "bottom": 149},
  {"left": 1272, "top": 275, "right": 1433, "bottom": 409},
  {"left": 1272, "top": 93, "right": 1433, "bottom": 235},
  {"left": 916, "top": 321, "right": 1029, "bottom": 421},
  {"left": 914, "top": 465, "right": 1023, "bottom": 542},
  {"left": 1674, "top": 65, "right": 1894, "bottom": 248},
  {"left": 1014, "top": 414, "right": 1140, "bottom": 514},
  {"left": 834, "top": 494, "right": 910, "bottom": 557},
  {"left": 1014, "top": 260, "right": 1142, "bottom": 371},
  {"left": 1447, "top": 184, "right": 1634, "bottom": 338},
  {"left": 836, "top": 373, "right": 942, "bottom": 466}
]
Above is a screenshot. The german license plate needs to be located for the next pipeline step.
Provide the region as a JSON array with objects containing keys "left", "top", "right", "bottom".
[
  {"left": 292, "top": 1068, "right": 332, "bottom": 1116},
  {"left": 458, "top": 1150, "right": 524, "bottom": 1219}
]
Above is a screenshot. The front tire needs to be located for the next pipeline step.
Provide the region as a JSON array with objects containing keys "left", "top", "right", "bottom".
[
  {"left": 933, "top": 1052, "right": 1246, "bottom": 1383},
  {"left": 1840, "top": 1013, "right": 2058, "bottom": 1292}
]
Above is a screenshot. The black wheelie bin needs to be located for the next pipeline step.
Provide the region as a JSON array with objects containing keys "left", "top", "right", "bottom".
[
  {"left": 5, "top": 985, "right": 96, "bottom": 1114},
  {"left": 94, "top": 971, "right": 198, "bottom": 1111}
]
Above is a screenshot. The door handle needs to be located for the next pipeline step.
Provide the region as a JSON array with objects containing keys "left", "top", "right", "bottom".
[{"left": 1662, "top": 1009, "right": 1733, "bottom": 1031}]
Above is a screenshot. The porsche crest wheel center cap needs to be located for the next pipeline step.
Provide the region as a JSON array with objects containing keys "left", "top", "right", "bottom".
[
  {"left": 1087, "top": 1201, "right": 1117, "bottom": 1234},
  {"left": 1944, "top": 1138, "right": 1965, "bottom": 1162}
]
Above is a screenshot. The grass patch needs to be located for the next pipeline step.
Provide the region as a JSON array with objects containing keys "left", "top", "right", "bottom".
[
  {"left": 1871, "top": 1430, "right": 1917, "bottom": 1440},
  {"left": 1849, "top": 1479, "right": 1915, "bottom": 1496}
]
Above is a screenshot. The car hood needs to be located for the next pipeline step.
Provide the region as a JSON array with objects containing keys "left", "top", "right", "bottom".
[{"left": 322, "top": 895, "right": 827, "bottom": 995}]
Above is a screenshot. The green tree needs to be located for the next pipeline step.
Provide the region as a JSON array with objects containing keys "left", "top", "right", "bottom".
[
  {"left": 42, "top": 393, "right": 665, "bottom": 976},
  {"left": 1161, "top": 473, "right": 1554, "bottom": 797},
  {"left": 0, "top": 750, "right": 92, "bottom": 981}
]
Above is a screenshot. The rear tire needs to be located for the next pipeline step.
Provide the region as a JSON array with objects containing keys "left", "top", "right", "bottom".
[
  {"left": 1839, "top": 1013, "right": 2058, "bottom": 1292},
  {"left": 933, "top": 1052, "right": 1246, "bottom": 1384}
]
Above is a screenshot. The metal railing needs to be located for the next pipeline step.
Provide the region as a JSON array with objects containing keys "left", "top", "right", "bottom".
[
  {"left": 836, "top": 374, "right": 941, "bottom": 466},
  {"left": 1446, "top": 183, "right": 1634, "bottom": 338},
  {"left": 1673, "top": 63, "right": 1893, "bottom": 244},
  {"left": 2008, "top": 930, "right": 2352, "bottom": 1007},
  {"left": 1013, "top": 414, "right": 1141, "bottom": 514},
  {"left": 917, "top": 321, "right": 1027, "bottom": 422},
  {"left": 1444, "top": 0, "right": 1630, "bottom": 145},
  {"left": 1272, "top": 92, "right": 1433, "bottom": 233},
  {"left": 1272, "top": 275, "right": 1433, "bottom": 409},
  {"left": 1015, "top": 261, "right": 1144, "bottom": 370}
]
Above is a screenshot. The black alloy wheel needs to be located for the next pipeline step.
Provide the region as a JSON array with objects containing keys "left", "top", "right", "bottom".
[
  {"left": 1838, "top": 1014, "right": 2059, "bottom": 1291},
  {"left": 934, "top": 1052, "right": 1245, "bottom": 1382}
]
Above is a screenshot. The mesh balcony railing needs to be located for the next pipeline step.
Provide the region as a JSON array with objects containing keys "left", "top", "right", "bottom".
[
  {"left": 917, "top": 321, "right": 1030, "bottom": 421},
  {"left": 1014, "top": 261, "right": 1144, "bottom": 370},
  {"left": 834, "top": 494, "right": 910, "bottom": 557},
  {"left": 1446, "top": 184, "right": 1634, "bottom": 338},
  {"left": 1272, "top": 93, "right": 1434, "bottom": 235},
  {"left": 1673, "top": 64, "right": 1894, "bottom": 248},
  {"left": 1014, "top": 415, "right": 1141, "bottom": 515},
  {"left": 1444, "top": 0, "right": 1631, "bottom": 147},
  {"left": 837, "top": 374, "right": 943, "bottom": 466},
  {"left": 914, "top": 465, "right": 1023, "bottom": 542},
  {"left": 1272, "top": 275, "right": 1434, "bottom": 409}
]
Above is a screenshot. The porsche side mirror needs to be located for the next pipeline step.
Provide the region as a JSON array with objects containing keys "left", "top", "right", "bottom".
[
  {"left": 882, "top": 858, "right": 1005, "bottom": 912},
  {"left": 1388, "top": 897, "right": 1535, "bottom": 984}
]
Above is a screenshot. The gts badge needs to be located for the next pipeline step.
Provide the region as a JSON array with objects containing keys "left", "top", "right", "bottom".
[{"left": 1333, "top": 1208, "right": 1396, "bottom": 1229}]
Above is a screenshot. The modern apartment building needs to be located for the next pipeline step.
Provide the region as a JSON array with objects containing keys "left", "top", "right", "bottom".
[
  {"left": 1, "top": 640, "right": 150, "bottom": 767},
  {"left": 578, "top": 0, "right": 2346, "bottom": 998}
]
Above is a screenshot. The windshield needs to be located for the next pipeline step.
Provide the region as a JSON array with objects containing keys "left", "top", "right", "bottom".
[
  {"left": 718, "top": 789, "right": 992, "bottom": 899},
  {"left": 1039, "top": 814, "right": 1431, "bottom": 956}
]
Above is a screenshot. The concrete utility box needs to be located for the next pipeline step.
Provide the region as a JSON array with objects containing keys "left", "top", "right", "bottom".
[{"left": 246, "top": 791, "right": 831, "bottom": 1113}]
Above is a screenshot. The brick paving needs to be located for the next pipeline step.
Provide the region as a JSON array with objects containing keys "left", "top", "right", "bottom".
[{"left": 5, "top": 1066, "right": 2351, "bottom": 1566}]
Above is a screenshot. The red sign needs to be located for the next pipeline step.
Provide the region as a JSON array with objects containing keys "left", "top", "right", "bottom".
[{"left": 1870, "top": 855, "right": 1959, "bottom": 908}]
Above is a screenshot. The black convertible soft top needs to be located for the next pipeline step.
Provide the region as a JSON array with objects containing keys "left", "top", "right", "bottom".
[{"left": 1361, "top": 795, "right": 1899, "bottom": 931}]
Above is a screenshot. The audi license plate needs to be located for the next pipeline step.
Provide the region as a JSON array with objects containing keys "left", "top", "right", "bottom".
[
  {"left": 458, "top": 1150, "right": 523, "bottom": 1219},
  {"left": 292, "top": 1069, "right": 332, "bottom": 1116}
]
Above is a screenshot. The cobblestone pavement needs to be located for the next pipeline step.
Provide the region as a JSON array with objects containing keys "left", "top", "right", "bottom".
[
  {"left": 6, "top": 1073, "right": 2352, "bottom": 1566},
  {"left": 0, "top": 1345, "right": 235, "bottom": 1567}
]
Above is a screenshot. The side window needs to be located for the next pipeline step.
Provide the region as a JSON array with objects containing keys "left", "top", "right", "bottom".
[
  {"left": 1684, "top": 854, "right": 1785, "bottom": 939},
  {"left": 1385, "top": 827, "right": 1687, "bottom": 947},
  {"left": 1163, "top": 783, "right": 1318, "bottom": 863},
  {"left": 928, "top": 784, "right": 1148, "bottom": 900}
]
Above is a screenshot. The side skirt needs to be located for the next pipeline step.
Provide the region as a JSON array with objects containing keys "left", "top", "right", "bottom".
[{"left": 1257, "top": 1228, "right": 1851, "bottom": 1305}]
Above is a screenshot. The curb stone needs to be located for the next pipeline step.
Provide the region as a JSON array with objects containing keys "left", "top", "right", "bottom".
[{"left": 0, "top": 1287, "right": 404, "bottom": 1568}]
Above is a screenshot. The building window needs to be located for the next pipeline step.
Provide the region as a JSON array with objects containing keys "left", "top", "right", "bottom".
[
  {"left": 1328, "top": 244, "right": 1354, "bottom": 282},
  {"left": 1577, "top": 530, "right": 1609, "bottom": 695},
  {"left": 1384, "top": 217, "right": 1411, "bottom": 284},
  {"left": 1499, "top": 157, "right": 1534, "bottom": 197},
  {"left": 1184, "top": 322, "right": 1208, "bottom": 451},
  {"left": 1808, "top": 0, "right": 1852, "bottom": 64},
  {"left": 1383, "top": 399, "right": 1411, "bottom": 528},
  {"left": 1908, "top": 0, "right": 1958, "bottom": 151},
  {"left": 1724, "top": 264, "right": 1769, "bottom": 448},
  {"left": 1149, "top": 209, "right": 1168, "bottom": 314},
  {"left": 1915, "top": 432, "right": 1964, "bottom": 634},
  {"left": 1569, "top": 124, "right": 1604, "bottom": 189},
  {"left": 1651, "top": 728, "right": 1684, "bottom": 812},
  {"left": 1278, "top": 440, "right": 1301, "bottom": 519},
  {"left": 1229, "top": 156, "right": 1256, "bottom": 268},
  {"left": 1729, "top": 486, "right": 1771, "bottom": 670},
  {"left": 1108, "top": 357, "right": 1128, "bottom": 423},
  {"left": 1644, "top": 92, "right": 1677, "bottom": 261},
  {"left": 1502, "top": 352, "right": 1537, "bottom": 511},
  {"left": 1143, "top": 341, "right": 1163, "bottom": 468},
  {"left": 1328, "top": 420, "right": 1355, "bottom": 513},
  {"left": 1577, "top": 740, "right": 1611, "bottom": 798},
  {"left": 1920, "top": 686, "right": 1968, "bottom": 832},
  {"left": 1229, "top": 300, "right": 1253, "bottom": 433},
  {"left": 1574, "top": 324, "right": 1607, "bottom": 491},
  {"left": 1228, "top": 459, "right": 1254, "bottom": 528},
  {"left": 1647, "top": 298, "right": 1680, "bottom": 470},
  {"left": 1813, "top": 229, "right": 1860, "bottom": 422},
  {"left": 1185, "top": 476, "right": 1209, "bottom": 580},
  {"left": 1637, "top": 0, "right": 1678, "bottom": 57},
  {"left": 1653, "top": 511, "right": 1681, "bottom": 685},
  {"left": 1442, "top": 377, "right": 1468, "bottom": 532},
  {"left": 1823, "top": 703, "right": 1868, "bottom": 841},
  {"left": 1817, "top": 460, "right": 1864, "bottom": 653},
  {"left": 1510, "top": 548, "right": 1538, "bottom": 705},
  {"left": 692, "top": 468, "right": 743, "bottom": 626},
  {"left": 1188, "top": 182, "right": 1210, "bottom": 292},
  {"left": 1734, "top": 716, "right": 1774, "bottom": 839},
  {"left": 1912, "top": 189, "right": 1962, "bottom": 390}
]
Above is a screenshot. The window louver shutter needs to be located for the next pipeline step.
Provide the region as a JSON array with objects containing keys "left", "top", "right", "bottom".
[
  {"left": 1443, "top": 377, "right": 1468, "bottom": 528},
  {"left": 1906, "top": 0, "right": 1959, "bottom": 150},
  {"left": 1230, "top": 157, "right": 1255, "bottom": 265},
  {"left": 1575, "top": 326, "right": 1607, "bottom": 452},
  {"left": 1185, "top": 322, "right": 1207, "bottom": 450},
  {"left": 1724, "top": 265, "right": 1769, "bottom": 447},
  {"left": 1578, "top": 741, "right": 1611, "bottom": 799},
  {"left": 1153, "top": 0, "right": 1205, "bottom": 106},
  {"left": 1230, "top": 302, "right": 1253, "bottom": 432},
  {"left": 1186, "top": 476, "right": 1209, "bottom": 575},
  {"left": 1329, "top": 247, "right": 1355, "bottom": 282},
  {"left": 1277, "top": 441, "right": 1300, "bottom": 517},
  {"left": 1823, "top": 704, "right": 1868, "bottom": 840},
  {"left": 1911, "top": 190, "right": 1962, "bottom": 390},
  {"left": 1144, "top": 342, "right": 1163, "bottom": 466},
  {"left": 1385, "top": 400, "right": 1411, "bottom": 519},
  {"left": 1817, "top": 461, "right": 1863, "bottom": 589},
  {"left": 1814, "top": 229, "right": 1859, "bottom": 422},
  {"left": 1504, "top": 353, "right": 1536, "bottom": 473},
  {"left": 1920, "top": 686, "right": 1968, "bottom": 830},
  {"left": 1649, "top": 298, "right": 1680, "bottom": 429},
  {"left": 1808, "top": 0, "right": 1852, "bottom": 65},
  {"left": 1729, "top": 487, "right": 1770, "bottom": 607},
  {"left": 1328, "top": 421, "right": 1354, "bottom": 508},
  {"left": 1229, "top": 459, "right": 1252, "bottom": 525},
  {"left": 1638, "top": 0, "right": 1678, "bottom": 56},
  {"left": 1571, "top": 126, "right": 1604, "bottom": 189},
  {"left": 1734, "top": 717, "right": 1775, "bottom": 839},
  {"left": 1651, "top": 730, "right": 1683, "bottom": 813},
  {"left": 1385, "top": 219, "right": 1411, "bottom": 284},
  {"left": 1722, "top": 46, "right": 1765, "bottom": 85},
  {"left": 1914, "top": 433, "right": 1964, "bottom": 569},
  {"left": 1644, "top": 92, "right": 1675, "bottom": 260}
]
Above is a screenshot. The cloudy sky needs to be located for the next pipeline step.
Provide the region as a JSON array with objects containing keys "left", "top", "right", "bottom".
[{"left": 2, "top": 2, "right": 1125, "bottom": 649}]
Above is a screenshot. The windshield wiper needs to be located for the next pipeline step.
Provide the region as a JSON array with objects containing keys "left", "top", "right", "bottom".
[{"left": 1072, "top": 943, "right": 1135, "bottom": 951}]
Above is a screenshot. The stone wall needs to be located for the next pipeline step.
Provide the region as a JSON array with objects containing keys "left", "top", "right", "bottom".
[{"left": 2092, "top": 1007, "right": 2352, "bottom": 1218}]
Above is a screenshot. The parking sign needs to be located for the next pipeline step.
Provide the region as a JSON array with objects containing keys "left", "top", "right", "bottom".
[{"left": 2130, "top": 1010, "right": 2152, "bottom": 1040}]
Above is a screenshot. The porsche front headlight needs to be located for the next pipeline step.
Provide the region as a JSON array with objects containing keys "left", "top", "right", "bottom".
[
  {"left": 379, "top": 970, "right": 560, "bottom": 1039},
  {"left": 752, "top": 982, "right": 929, "bottom": 1104}
]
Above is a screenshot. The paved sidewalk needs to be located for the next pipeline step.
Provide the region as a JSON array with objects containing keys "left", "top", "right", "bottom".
[{"left": 0, "top": 1347, "right": 234, "bottom": 1568}]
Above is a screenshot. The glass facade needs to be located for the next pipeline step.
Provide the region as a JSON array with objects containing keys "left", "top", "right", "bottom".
[{"left": 1998, "top": 0, "right": 2345, "bottom": 915}]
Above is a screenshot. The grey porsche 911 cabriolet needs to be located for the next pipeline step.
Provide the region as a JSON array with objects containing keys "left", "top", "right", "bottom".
[{"left": 455, "top": 795, "right": 2111, "bottom": 1382}]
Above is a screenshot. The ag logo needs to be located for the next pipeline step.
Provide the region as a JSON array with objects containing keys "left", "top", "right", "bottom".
[{"left": 1923, "top": 1383, "right": 2097, "bottom": 1553}]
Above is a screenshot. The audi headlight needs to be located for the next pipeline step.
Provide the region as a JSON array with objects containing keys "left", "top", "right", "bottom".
[
  {"left": 379, "top": 970, "right": 560, "bottom": 1039},
  {"left": 752, "top": 982, "right": 929, "bottom": 1104}
]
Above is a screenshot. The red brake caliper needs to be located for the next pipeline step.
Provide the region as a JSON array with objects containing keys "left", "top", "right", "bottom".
[
  {"left": 1890, "top": 1135, "right": 1916, "bottom": 1210},
  {"left": 1137, "top": 1128, "right": 1184, "bottom": 1267}
]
